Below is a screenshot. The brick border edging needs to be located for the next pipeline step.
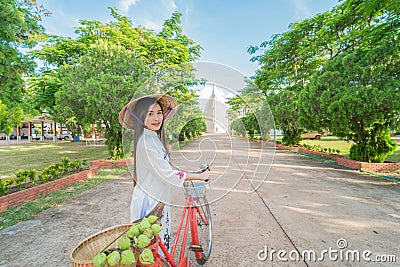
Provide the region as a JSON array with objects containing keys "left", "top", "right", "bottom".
[
  {"left": 245, "top": 138, "right": 400, "bottom": 173},
  {"left": 0, "top": 159, "right": 127, "bottom": 213},
  {"left": 273, "top": 142, "right": 400, "bottom": 173}
]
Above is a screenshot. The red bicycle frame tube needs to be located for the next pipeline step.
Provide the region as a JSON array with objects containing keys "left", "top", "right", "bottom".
[
  {"left": 190, "top": 198, "right": 210, "bottom": 260},
  {"left": 190, "top": 205, "right": 202, "bottom": 259},
  {"left": 179, "top": 203, "right": 192, "bottom": 260},
  {"left": 157, "top": 195, "right": 209, "bottom": 266},
  {"left": 158, "top": 236, "right": 176, "bottom": 267},
  {"left": 171, "top": 196, "right": 191, "bottom": 257}
]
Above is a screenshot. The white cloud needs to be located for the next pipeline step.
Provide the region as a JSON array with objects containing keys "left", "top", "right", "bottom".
[
  {"left": 41, "top": 10, "right": 80, "bottom": 37},
  {"left": 290, "top": 0, "right": 313, "bottom": 20},
  {"left": 136, "top": 0, "right": 177, "bottom": 31},
  {"left": 118, "top": 0, "right": 140, "bottom": 13},
  {"left": 141, "top": 18, "right": 164, "bottom": 31},
  {"left": 162, "top": 0, "right": 177, "bottom": 11}
]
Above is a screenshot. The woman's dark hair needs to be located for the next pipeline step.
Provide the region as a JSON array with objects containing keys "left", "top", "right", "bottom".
[{"left": 132, "top": 97, "right": 168, "bottom": 182}]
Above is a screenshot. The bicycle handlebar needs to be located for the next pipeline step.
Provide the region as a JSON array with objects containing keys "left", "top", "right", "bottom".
[
  {"left": 190, "top": 163, "right": 210, "bottom": 182},
  {"left": 192, "top": 163, "right": 210, "bottom": 174}
]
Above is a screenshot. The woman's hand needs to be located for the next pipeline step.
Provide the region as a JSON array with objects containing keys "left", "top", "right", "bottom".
[{"left": 199, "top": 170, "right": 210, "bottom": 182}]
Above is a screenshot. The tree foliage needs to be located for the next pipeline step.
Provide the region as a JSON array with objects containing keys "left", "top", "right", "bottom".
[
  {"left": 28, "top": 8, "right": 203, "bottom": 159},
  {"left": 249, "top": 0, "right": 399, "bottom": 161},
  {"left": 0, "top": 0, "right": 49, "bottom": 133},
  {"left": 54, "top": 40, "right": 146, "bottom": 159},
  {"left": 30, "top": 8, "right": 202, "bottom": 114},
  {"left": 299, "top": 44, "right": 399, "bottom": 162}
]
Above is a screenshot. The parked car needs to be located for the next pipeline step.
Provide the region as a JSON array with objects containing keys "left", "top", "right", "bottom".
[
  {"left": 32, "top": 129, "right": 55, "bottom": 140},
  {"left": 10, "top": 133, "right": 29, "bottom": 139},
  {"left": 301, "top": 131, "right": 325, "bottom": 140},
  {"left": 33, "top": 133, "right": 55, "bottom": 140},
  {"left": 0, "top": 133, "right": 6, "bottom": 140},
  {"left": 57, "top": 133, "right": 73, "bottom": 140}
]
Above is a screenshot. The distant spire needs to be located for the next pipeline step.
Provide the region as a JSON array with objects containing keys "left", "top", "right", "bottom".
[
  {"left": 204, "top": 84, "right": 216, "bottom": 133},
  {"left": 211, "top": 84, "right": 216, "bottom": 133}
]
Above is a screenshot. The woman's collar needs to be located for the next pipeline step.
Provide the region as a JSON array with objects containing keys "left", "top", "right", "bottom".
[{"left": 144, "top": 128, "right": 158, "bottom": 137}]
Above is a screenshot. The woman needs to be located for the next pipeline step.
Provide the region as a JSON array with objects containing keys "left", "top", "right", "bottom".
[{"left": 119, "top": 94, "right": 209, "bottom": 250}]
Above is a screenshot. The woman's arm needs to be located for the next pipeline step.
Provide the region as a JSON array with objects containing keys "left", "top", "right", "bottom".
[{"left": 185, "top": 170, "right": 209, "bottom": 182}]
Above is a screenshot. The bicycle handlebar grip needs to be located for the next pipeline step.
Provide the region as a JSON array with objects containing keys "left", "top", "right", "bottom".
[
  {"left": 199, "top": 163, "right": 210, "bottom": 182},
  {"left": 190, "top": 163, "right": 210, "bottom": 182},
  {"left": 199, "top": 163, "right": 210, "bottom": 172}
]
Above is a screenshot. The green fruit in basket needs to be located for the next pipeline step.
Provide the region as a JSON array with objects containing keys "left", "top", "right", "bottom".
[
  {"left": 93, "top": 252, "right": 106, "bottom": 267},
  {"left": 139, "top": 248, "right": 154, "bottom": 265},
  {"left": 120, "top": 249, "right": 136, "bottom": 265},
  {"left": 134, "top": 234, "right": 150, "bottom": 249},
  {"left": 127, "top": 225, "right": 140, "bottom": 238},
  {"left": 138, "top": 217, "right": 151, "bottom": 231},
  {"left": 147, "top": 215, "right": 158, "bottom": 224},
  {"left": 118, "top": 236, "right": 131, "bottom": 251},
  {"left": 107, "top": 250, "right": 121, "bottom": 266},
  {"left": 151, "top": 223, "right": 162, "bottom": 235},
  {"left": 143, "top": 228, "right": 154, "bottom": 239}
]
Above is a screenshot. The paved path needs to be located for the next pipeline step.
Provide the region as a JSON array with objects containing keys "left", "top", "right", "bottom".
[{"left": 0, "top": 134, "right": 399, "bottom": 267}]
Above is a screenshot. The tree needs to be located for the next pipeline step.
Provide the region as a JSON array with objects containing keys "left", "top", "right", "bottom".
[
  {"left": 30, "top": 9, "right": 202, "bottom": 114},
  {"left": 298, "top": 0, "right": 400, "bottom": 162},
  {"left": 226, "top": 80, "right": 274, "bottom": 140},
  {"left": 55, "top": 40, "right": 146, "bottom": 159},
  {"left": 29, "top": 8, "right": 204, "bottom": 159},
  {"left": 0, "top": 100, "right": 24, "bottom": 136},
  {"left": 299, "top": 45, "right": 399, "bottom": 162},
  {"left": 269, "top": 90, "right": 302, "bottom": 146},
  {"left": 24, "top": 7, "right": 204, "bottom": 159},
  {"left": 0, "top": 0, "right": 49, "bottom": 133},
  {"left": 249, "top": 15, "right": 330, "bottom": 145},
  {"left": 165, "top": 96, "right": 206, "bottom": 142},
  {"left": 250, "top": 0, "right": 400, "bottom": 157}
]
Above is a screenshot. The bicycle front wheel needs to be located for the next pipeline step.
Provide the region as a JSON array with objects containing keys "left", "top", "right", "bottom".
[{"left": 191, "top": 196, "right": 212, "bottom": 265}]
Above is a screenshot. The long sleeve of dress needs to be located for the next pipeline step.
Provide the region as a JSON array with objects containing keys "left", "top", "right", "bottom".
[
  {"left": 133, "top": 129, "right": 186, "bottom": 208},
  {"left": 142, "top": 145, "right": 186, "bottom": 187}
]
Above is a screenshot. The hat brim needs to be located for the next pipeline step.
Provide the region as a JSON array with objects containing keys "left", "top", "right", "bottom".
[{"left": 119, "top": 94, "right": 178, "bottom": 130}]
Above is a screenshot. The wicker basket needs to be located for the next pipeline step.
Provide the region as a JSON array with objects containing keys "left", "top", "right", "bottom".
[
  {"left": 70, "top": 224, "right": 137, "bottom": 267},
  {"left": 185, "top": 182, "right": 206, "bottom": 199},
  {"left": 71, "top": 204, "right": 166, "bottom": 267}
]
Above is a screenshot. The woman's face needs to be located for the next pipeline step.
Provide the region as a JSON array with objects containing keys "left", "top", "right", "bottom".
[{"left": 144, "top": 103, "right": 163, "bottom": 131}]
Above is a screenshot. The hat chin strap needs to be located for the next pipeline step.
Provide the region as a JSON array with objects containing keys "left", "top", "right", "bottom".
[
  {"left": 163, "top": 107, "right": 173, "bottom": 122},
  {"left": 125, "top": 107, "right": 146, "bottom": 127}
]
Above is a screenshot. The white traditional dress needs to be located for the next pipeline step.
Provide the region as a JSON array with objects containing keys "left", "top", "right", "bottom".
[{"left": 130, "top": 128, "right": 186, "bottom": 250}]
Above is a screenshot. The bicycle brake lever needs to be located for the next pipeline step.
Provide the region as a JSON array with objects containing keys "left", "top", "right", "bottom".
[
  {"left": 199, "top": 163, "right": 209, "bottom": 172},
  {"left": 200, "top": 163, "right": 210, "bottom": 183}
]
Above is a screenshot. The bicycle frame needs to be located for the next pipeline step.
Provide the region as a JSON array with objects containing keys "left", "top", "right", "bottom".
[{"left": 151, "top": 194, "right": 209, "bottom": 267}]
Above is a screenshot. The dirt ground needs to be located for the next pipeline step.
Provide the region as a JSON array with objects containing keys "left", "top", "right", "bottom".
[{"left": 0, "top": 134, "right": 399, "bottom": 267}]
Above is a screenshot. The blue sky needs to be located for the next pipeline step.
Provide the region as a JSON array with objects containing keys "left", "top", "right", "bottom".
[{"left": 39, "top": 0, "right": 338, "bottom": 77}]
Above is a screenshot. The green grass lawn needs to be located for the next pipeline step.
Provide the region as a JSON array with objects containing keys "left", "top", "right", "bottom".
[
  {"left": 0, "top": 168, "right": 127, "bottom": 230},
  {"left": 300, "top": 136, "right": 353, "bottom": 156},
  {"left": 300, "top": 136, "right": 400, "bottom": 162},
  {"left": 0, "top": 141, "right": 109, "bottom": 178}
]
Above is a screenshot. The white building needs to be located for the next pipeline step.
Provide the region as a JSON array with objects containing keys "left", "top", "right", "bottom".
[{"left": 197, "top": 84, "right": 234, "bottom": 134}]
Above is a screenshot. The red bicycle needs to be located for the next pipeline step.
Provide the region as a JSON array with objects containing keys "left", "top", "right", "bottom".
[
  {"left": 144, "top": 164, "right": 212, "bottom": 267},
  {"left": 70, "top": 165, "right": 212, "bottom": 267}
]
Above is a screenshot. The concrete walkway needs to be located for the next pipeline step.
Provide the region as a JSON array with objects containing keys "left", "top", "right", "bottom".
[{"left": 0, "top": 134, "right": 399, "bottom": 267}]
